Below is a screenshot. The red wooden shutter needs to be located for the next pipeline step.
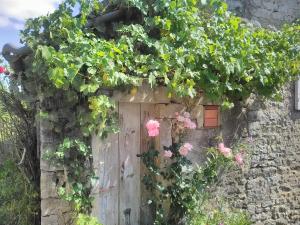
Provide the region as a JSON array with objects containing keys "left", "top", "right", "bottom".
[{"left": 204, "top": 105, "right": 219, "bottom": 128}]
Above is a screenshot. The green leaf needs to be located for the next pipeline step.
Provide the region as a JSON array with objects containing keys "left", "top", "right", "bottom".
[
  {"left": 201, "top": 0, "right": 207, "bottom": 5},
  {"left": 87, "top": 67, "right": 97, "bottom": 75},
  {"left": 39, "top": 46, "right": 52, "bottom": 60},
  {"left": 49, "top": 67, "right": 66, "bottom": 88}
]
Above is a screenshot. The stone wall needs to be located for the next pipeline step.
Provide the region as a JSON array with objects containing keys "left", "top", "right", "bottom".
[
  {"left": 217, "top": 1, "right": 300, "bottom": 224},
  {"left": 40, "top": 92, "right": 77, "bottom": 225},
  {"left": 218, "top": 84, "right": 300, "bottom": 225},
  {"left": 227, "top": 0, "right": 300, "bottom": 27}
]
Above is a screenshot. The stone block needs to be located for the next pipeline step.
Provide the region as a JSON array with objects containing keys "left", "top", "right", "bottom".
[
  {"left": 155, "top": 104, "right": 186, "bottom": 119},
  {"left": 41, "top": 198, "right": 71, "bottom": 217},
  {"left": 41, "top": 172, "right": 60, "bottom": 199}
]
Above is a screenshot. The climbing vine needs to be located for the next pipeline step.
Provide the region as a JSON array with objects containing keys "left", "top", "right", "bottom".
[
  {"left": 3, "top": 0, "right": 299, "bottom": 222},
  {"left": 43, "top": 138, "right": 96, "bottom": 214}
]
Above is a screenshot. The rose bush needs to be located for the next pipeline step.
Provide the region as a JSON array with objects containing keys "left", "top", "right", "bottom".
[{"left": 139, "top": 112, "right": 249, "bottom": 224}]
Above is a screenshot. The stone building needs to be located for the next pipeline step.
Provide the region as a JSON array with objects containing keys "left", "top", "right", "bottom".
[{"left": 1, "top": 0, "right": 300, "bottom": 225}]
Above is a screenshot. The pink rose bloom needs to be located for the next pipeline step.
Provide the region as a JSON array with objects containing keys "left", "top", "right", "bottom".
[
  {"left": 218, "top": 142, "right": 232, "bottom": 158},
  {"left": 218, "top": 143, "right": 225, "bottom": 150},
  {"left": 235, "top": 153, "right": 244, "bottom": 166},
  {"left": 184, "top": 118, "right": 196, "bottom": 129},
  {"left": 163, "top": 150, "right": 173, "bottom": 158},
  {"left": 183, "top": 112, "right": 190, "bottom": 118},
  {"left": 183, "top": 143, "right": 193, "bottom": 151},
  {"left": 0, "top": 66, "right": 6, "bottom": 74},
  {"left": 179, "top": 143, "right": 193, "bottom": 156},
  {"left": 175, "top": 112, "right": 197, "bottom": 129},
  {"left": 146, "top": 119, "right": 160, "bottom": 137},
  {"left": 179, "top": 147, "right": 189, "bottom": 156}
]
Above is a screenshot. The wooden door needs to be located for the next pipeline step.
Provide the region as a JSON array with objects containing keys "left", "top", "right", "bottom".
[
  {"left": 91, "top": 102, "right": 143, "bottom": 225},
  {"left": 91, "top": 102, "right": 187, "bottom": 225}
]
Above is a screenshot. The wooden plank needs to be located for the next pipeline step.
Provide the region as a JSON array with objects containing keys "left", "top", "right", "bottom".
[
  {"left": 119, "top": 103, "right": 141, "bottom": 225},
  {"left": 91, "top": 104, "right": 119, "bottom": 225},
  {"left": 140, "top": 104, "right": 159, "bottom": 225},
  {"left": 204, "top": 105, "right": 219, "bottom": 128},
  {"left": 113, "top": 85, "right": 170, "bottom": 104}
]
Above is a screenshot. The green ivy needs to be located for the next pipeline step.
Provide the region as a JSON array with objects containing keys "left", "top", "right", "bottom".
[
  {"left": 21, "top": 0, "right": 300, "bottom": 116},
  {"left": 44, "top": 138, "right": 97, "bottom": 213}
]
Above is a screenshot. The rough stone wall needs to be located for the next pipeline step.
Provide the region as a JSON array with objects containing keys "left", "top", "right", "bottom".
[
  {"left": 217, "top": 1, "right": 300, "bottom": 224},
  {"left": 218, "top": 85, "right": 300, "bottom": 225},
  {"left": 227, "top": 0, "right": 300, "bottom": 27},
  {"left": 246, "top": 85, "right": 300, "bottom": 224},
  {"left": 40, "top": 93, "right": 76, "bottom": 225}
]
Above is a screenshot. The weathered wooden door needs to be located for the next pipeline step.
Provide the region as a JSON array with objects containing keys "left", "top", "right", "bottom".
[{"left": 91, "top": 102, "right": 157, "bottom": 225}]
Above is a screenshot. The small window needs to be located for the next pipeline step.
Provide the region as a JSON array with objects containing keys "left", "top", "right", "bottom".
[{"left": 204, "top": 105, "right": 219, "bottom": 128}]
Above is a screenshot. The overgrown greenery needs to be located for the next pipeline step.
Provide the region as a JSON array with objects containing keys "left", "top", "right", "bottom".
[
  {"left": 0, "top": 69, "right": 40, "bottom": 225},
  {"left": 5, "top": 0, "right": 298, "bottom": 222},
  {"left": 75, "top": 214, "right": 103, "bottom": 225},
  {"left": 190, "top": 207, "right": 251, "bottom": 225},
  {"left": 0, "top": 160, "right": 39, "bottom": 225},
  {"left": 44, "top": 138, "right": 97, "bottom": 214}
]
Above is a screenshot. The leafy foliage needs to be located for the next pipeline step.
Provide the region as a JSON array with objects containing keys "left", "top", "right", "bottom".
[
  {"left": 0, "top": 160, "right": 39, "bottom": 225},
  {"left": 75, "top": 214, "right": 103, "bottom": 225},
  {"left": 0, "top": 74, "right": 40, "bottom": 225},
  {"left": 21, "top": 0, "right": 300, "bottom": 112},
  {"left": 190, "top": 207, "right": 252, "bottom": 225},
  {"left": 44, "top": 138, "right": 97, "bottom": 213},
  {"left": 139, "top": 143, "right": 238, "bottom": 224}
]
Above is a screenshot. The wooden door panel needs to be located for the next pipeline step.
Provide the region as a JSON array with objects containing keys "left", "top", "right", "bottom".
[
  {"left": 91, "top": 131, "right": 119, "bottom": 225},
  {"left": 119, "top": 103, "right": 141, "bottom": 225}
]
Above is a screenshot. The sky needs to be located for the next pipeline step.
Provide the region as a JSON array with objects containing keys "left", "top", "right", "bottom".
[{"left": 0, "top": 0, "right": 61, "bottom": 50}]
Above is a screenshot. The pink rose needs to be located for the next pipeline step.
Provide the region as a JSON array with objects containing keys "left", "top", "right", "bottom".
[
  {"left": 176, "top": 111, "right": 196, "bottom": 129},
  {"left": 163, "top": 150, "right": 173, "bottom": 158},
  {"left": 183, "top": 143, "right": 193, "bottom": 151},
  {"left": 179, "top": 143, "right": 193, "bottom": 156},
  {"left": 146, "top": 119, "right": 160, "bottom": 137},
  {"left": 183, "top": 112, "right": 190, "bottom": 118},
  {"left": 218, "top": 142, "right": 232, "bottom": 158},
  {"left": 235, "top": 153, "right": 244, "bottom": 166},
  {"left": 184, "top": 118, "right": 196, "bottom": 129},
  {"left": 0, "top": 66, "right": 6, "bottom": 74},
  {"left": 218, "top": 143, "right": 224, "bottom": 150}
]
